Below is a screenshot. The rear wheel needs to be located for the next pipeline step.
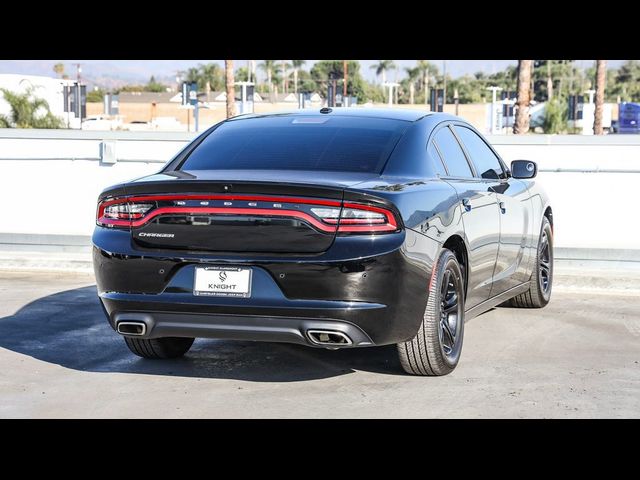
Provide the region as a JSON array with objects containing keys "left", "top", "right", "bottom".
[
  {"left": 505, "top": 216, "right": 553, "bottom": 308},
  {"left": 124, "top": 336, "right": 194, "bottom": 359},
  {"left": 397, "top": 249, "right": 465, "bottom": 376}
]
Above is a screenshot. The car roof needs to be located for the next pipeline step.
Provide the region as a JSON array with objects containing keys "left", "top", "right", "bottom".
[{"left": 228, "top": 107, "right": 453, "bottom": 123}]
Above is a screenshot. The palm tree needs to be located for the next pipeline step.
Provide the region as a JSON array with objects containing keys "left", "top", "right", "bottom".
[
  {"left": 546, "top": 60, "right": 553, "bottom": 100},
  {"left": 593, "top": 60, "right": 607, "bottom": 135},
  {"left": 370, "top": 60, "right": 396, "bottom": 85},
  {"left": 292, "top": 60, "right": 306, "bottom": 94},
  {"left": 258, "top": 60, "right": 276, "bottom": 96},
  {"left": 225, "top": 60, "right": 236, "bottom": 118},
  {"left": 0, "top": 87, "right": 63, "bottom": 129},
  {"left": 277, "top": 61, "right": 292, "bottom": 94},
  {"left": 53, "top": 63, "right": 65, "bottom": 78},
  {"left": 184, "top": 67, "right": 201, "bottom": 85},
  {"left": 199, "top": 63, "right": 223, "bottom": 100},
  {"left": 417, "top": 61, "right": 439, "bottom": 105},
  {"left": 514, "top": 60, "right": 533, "bottom": 134},
  {"left": 404, "top": 67, "right": 421, "bottom": 104}
]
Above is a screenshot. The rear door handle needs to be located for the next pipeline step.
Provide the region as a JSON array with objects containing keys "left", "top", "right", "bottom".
[
  {"left": 461, "top": 198, "right": 471, "bottom": 212},
  {"left": 499, "top": 201, "right": 506, "bottom": 214}
]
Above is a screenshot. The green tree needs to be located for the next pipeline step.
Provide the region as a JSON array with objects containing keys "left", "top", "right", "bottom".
[
  {"left": 609, "top": 60, "right": 640, "bottom": 102},
  {"left": 310, "top": 60, "right": 383, "bottom": 104},
  {"left": 258, "top": 60, "right": 277, "bottom": 95},
  {"left": 542, "top": 97, "right": 568, "bottom": 134},
  {"left": 145, "top": 76, "right": 167, "bottom": 92},
  {"left": 400, "top": 66, "right": 421, "bottom": 104},
  {"left": 199, "top": 63, "right": 224, "bottom": 92},
  {"left": 177, "top": 63, "right": 224, "bottom": 100},
  {"left": 417, "top": 60, "right": 439, "bottom": 104},
  {"left": 118, "top": 84, "right": 144, "bottom": 93},
  {"left": 278, "top": 61, "right": 292, "bottom": 93},
  {"left": 295, "top": 69, "right": 317, "bottom": 94},
  {"left": 183, "top": 67, "right": 200, "bottom": 85},
  {"left": 53, "top": 63, "right": 65, "bottom": 78},
  {"left": 533, "top": 60, "right": 575, "bottom": 102},
  {"left": 236, "top": 67, "right": 249, "bottom": 82},
  {"left": 370, "top": 60, "right": 396, "bottom": 85},
  {"left": 87, "top": 88, "right": 105, "bottom": 103},
  {"left": 0, "top": 87, "right": 64, "bottom": 129},
  {"left": 292, "top": 60, "right": 306, "bottom": 94}
]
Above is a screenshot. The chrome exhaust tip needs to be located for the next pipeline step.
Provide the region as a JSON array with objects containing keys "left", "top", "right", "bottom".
[
  {"left": 307, "top": 330, "right": 352, "bottom": 346},
  {"left": 116, "top": 321, "right": 147, "bottom": 336}
]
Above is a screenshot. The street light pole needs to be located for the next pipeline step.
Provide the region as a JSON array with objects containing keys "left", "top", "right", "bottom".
[{"left": 486, "top": 86, "right": 503, "bottom": 134}]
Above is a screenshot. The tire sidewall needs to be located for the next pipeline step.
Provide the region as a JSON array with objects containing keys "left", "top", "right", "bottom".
[
  {"left": 538, "top": 218, "right": 553, "bottom": 303},
  {"left": 433, "top": 250, "right": 465, "bottom": 369}
]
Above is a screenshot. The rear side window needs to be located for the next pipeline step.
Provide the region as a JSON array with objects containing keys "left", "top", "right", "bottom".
[
  {"left": 179, "top": 116, "right": 409, "bottom": 173},
  {"left": 428, "top": 141, "right": 447, "bottom": 176},
  {"left": 454, "top": 126, "right": 504, "bottom": 180},
  {"left": 433, "top": 127, "right": 473, "bottom": 178}
]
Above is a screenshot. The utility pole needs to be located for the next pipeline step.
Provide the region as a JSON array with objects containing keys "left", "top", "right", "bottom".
[{"left": 75, "top": 63, "right": 81, "bottom": 83}]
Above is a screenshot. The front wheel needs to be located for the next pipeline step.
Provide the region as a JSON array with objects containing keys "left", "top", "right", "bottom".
[
  {"left": 397, "top": 249, "right": 465, "bottom": 376},
  {"left": 124, "top": 336, "right": 194, "bottom": 359}
]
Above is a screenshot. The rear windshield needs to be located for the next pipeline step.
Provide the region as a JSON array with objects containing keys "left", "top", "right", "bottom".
[{"left": 179, "top": 115, "right": 410, "bottom": 173}]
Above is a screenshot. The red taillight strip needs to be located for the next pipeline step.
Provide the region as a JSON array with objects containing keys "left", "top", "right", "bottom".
[
  {"left": 324, "top": 218, "right": 386, "bottom": 225},
  {"left": 99, "top": 194, "right": 341, "bottom": 209},
  {"left": 101, "top": 207, "right": 338, "bottom": 233},
  {"left": 337, "top": 202, "right": 399, "bottom": 232},
  {"left": 97, "top": 196, "right": 400, "bottom": 234}
]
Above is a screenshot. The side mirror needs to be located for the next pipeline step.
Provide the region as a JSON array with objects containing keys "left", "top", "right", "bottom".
[{"left": 511, "top": 160, "right": 537, "bottom": 179}]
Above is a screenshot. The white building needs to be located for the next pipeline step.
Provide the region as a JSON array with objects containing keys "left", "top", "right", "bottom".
[{"left": 0, "top": 74, "right": 77, "bottom": 128}]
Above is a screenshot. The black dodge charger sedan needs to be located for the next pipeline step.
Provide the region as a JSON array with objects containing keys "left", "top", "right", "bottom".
[{"left": 93, "top": 108, "right": 553, "bottom": 376}]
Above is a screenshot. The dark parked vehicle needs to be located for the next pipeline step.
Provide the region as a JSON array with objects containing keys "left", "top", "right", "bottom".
[
  {"left": 618, "top": 102, "right": 640, "bottom": 134},
  {"left": 93, "top": 109, "right": 553, "bottom": 376}
]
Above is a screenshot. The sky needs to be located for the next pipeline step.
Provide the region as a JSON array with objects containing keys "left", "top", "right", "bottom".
[{"left": 0, "top": 60, "right": 627, "bottom": 88}]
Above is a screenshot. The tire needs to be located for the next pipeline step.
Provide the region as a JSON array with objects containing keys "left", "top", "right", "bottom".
[
  {"left": 505, "top": 216, "right": 553, "bottom": 308},
  {"left": 124, "top": 336, "right": 194, "bottom": 359},
  {"left": 397, "top": 249, "right": 465, "bottom": 376}
]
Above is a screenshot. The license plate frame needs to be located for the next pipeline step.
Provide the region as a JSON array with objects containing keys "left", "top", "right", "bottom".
[{"left": 193, "top": 266, "right": 252, "bottom": 298}]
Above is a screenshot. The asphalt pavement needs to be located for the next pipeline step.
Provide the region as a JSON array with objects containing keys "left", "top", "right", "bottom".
[{"left": 0, "top": 270, "right": 638, "bottom": 418}]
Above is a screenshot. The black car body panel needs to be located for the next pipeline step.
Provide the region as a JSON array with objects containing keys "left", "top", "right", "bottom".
[{"left": 93, "top": 109, "right": 551, "bottom": 348}]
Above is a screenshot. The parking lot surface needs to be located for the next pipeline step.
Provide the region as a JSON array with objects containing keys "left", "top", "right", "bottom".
[{"left": 0, "top": 271, "right": 638, "bottom": 418}]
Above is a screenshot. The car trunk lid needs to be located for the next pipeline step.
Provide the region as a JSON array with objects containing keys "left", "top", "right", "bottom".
[{"left": 103, "top": 171, "right": 380, "bottom": 254}]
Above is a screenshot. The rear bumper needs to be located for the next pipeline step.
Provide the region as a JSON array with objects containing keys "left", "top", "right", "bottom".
[
  {"left": 93, "top": 226, "right": 438, "bottom": 347},
  {"left": 109, "top": 310, "right": 374, "bottom": 347}
]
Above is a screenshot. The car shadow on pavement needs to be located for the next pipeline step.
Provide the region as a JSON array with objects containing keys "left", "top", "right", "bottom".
[{"left": 0, "top": 286, "right": 405, "bottom": 382}]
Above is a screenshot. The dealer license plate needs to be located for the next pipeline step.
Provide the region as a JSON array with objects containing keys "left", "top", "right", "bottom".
[{"left": 193, "top": 267, "right": 252, "bottom": 298}]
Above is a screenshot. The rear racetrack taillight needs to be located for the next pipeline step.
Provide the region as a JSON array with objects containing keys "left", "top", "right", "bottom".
[
  {"left": 97, "top": 199, "right": 154, "bottom": 227},
  {"left": 96, "top": 195, "right": 400, "bottom": 234},
  {"left": 104, "top": 203, "right": 154, "bottom": 220},
  {"left": 311, "top": 203, "right": 399, "bottom": 234}
]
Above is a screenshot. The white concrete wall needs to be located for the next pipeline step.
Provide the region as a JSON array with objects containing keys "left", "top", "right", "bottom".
[
  {"left": 490, "top": 135, "right": 640, "bottom": 250},
  {"left": 0, "top": 129, "right": 638, "bottom": 251}
]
